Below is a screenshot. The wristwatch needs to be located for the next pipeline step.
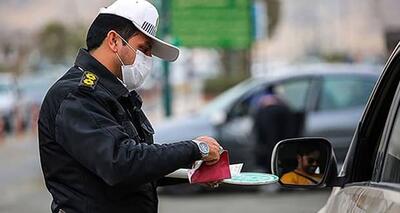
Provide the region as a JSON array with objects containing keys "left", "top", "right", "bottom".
[{"left": 192, "top": 139, "right": 210, "bottom": 158}]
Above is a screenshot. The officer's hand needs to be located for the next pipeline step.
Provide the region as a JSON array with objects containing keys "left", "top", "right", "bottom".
[{"left": 194, "top": 136, "right": 221, "bottom": 165}]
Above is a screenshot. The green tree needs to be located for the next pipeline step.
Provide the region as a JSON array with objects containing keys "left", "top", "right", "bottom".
[
  {"left": 38, "top": 22, "right": 68, "bottom": 64},
  {"left": 38, "top": 22, "right": 86, "bottom": 64},
  {"left": 66, "top": 24, "right": 87, "bottom": 59}
]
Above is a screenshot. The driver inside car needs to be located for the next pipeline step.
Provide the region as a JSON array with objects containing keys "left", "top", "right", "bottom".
[{"left": 280, "top": 144, "right": 322, "bottom": 185}]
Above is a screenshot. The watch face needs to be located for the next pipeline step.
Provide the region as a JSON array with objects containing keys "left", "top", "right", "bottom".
[{"left": 199, "top": 142, "right": 209, "bottom": 153}]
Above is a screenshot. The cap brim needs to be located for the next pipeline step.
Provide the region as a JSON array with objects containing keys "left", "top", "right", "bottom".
[
  {"left": 151, "top": 36, "right": 180, "bottom": 62},
  {"left": 97, "top": 9, "right": 180, "bottom": 62},
  {"left": 133, "top": 22, "right": 180, "bottom": 62}
]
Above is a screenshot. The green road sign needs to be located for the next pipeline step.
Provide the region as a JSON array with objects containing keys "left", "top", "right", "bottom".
[{"left": 171, "top": 0, "right": 252, "bottom": 49}]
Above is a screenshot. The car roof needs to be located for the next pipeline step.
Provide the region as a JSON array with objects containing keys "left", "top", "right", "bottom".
[{"left": 254, "top": 63, "right": 382, "bottom": 82}]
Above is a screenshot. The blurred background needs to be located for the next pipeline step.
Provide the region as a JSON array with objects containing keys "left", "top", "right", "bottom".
[{"left": 0, "top": 0, "right": 399, "bottom": 212}]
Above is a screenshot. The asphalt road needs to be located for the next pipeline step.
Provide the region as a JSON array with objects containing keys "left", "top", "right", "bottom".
[{"left": 0, "top": 134, "right": 330, "bottom": 213}]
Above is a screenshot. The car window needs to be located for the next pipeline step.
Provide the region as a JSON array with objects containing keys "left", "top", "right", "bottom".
[
  {"left": 201, "top": 78, "right": 265, "bottom": 116},
  {"left": 318, "top": 76, "right": 375, "bottom": 111},
  {"left": 275, "top": 79, "right": 311, "bottom": 111},
  {"left": 381, "top": 103, "right": 400, "bottom": 183},
  {"left": 228, "top": 78, "right": 311, "bottom": 118},
  {"left": 228, "top": 87, "right": 265, "bottom": 118}
]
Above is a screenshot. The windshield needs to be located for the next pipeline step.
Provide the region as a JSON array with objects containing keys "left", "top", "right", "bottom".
[{"left": 200, "top": 78, "right": 265, "bottom": 115}]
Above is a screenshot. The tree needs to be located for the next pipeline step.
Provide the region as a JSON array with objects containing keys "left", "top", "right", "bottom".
[
  {"left": 38, "top": 22, "right": 86, "bottom": 64},
  {"left": 66, "top": 24, "right": 87, "bottom": 60},
  {"left": 38, "top": 22, "right": 68, "bottom": 64}
]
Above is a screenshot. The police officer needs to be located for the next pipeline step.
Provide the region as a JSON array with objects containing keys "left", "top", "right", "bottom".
[{"left": 38, "top": 0, "right": 222, "bottom": 212}]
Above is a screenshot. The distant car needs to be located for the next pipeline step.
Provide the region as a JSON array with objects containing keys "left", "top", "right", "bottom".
[
  {"left": 19, "top": 72, "right": 63, "bottom": 106},
  {"left": 18, "top": 69, "right": 65, "bottom": 130},
  {"left": 155, "top": 64, "right": 380, "bottom": 172},
  {"left": 273, "top": 45, "right": 400, "bottom": 212},
  {"left": 0, "top": 73, "right": 28, "bottom": 132}
]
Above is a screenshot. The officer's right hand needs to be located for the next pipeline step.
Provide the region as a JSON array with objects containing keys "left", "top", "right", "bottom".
[{"left": 194, "top": 136, "right": 222, "bottom": 165}]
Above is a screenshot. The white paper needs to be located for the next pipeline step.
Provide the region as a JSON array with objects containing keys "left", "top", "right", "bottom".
[
  {"left": 187, "top": 160, "right": 204, "bottom": 183},
  {"left": 165, "top": 163, "right": 244, "bottom": 182},
  {"left": 165, "top": 168, "right": 189, "bottom": 179},
  {"left": 229, "top": 163, "right": 244, "bottom": 177}
]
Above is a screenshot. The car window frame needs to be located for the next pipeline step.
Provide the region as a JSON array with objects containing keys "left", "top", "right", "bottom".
[
  {"left": 225, "top": 83, "right": 267, "bottom": 120},
  {"left": 273, "top": 76, "right": 316, "bottom": 112},
  {"left": 226, "top": 76, "right": 315, "bottom": 120},
  {"left": 340, "top": 43, "right": 400, "bottom": 186},
  {"left": 315, "top": 74, "right": 377, "bottom": 112},
  {"left": 371, "top": 80, "right": 400, "bottom": 186}
]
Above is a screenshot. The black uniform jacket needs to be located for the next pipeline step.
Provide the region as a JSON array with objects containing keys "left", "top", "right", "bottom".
[{"left": 38, "top": 49, "right": 201, "bottom": 213}]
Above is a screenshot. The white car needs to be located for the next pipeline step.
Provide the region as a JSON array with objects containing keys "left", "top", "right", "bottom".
[{"left": 0, "top": 73, "right": 26, "bottom": 132}]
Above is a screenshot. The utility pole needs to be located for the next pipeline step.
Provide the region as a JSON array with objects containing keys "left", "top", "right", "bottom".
[{"left": 160, "top": 0, "right": 173, "bottom": 117}]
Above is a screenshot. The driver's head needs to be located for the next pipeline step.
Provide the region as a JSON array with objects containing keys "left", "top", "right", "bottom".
[{"left": 296, "top": 144, "right": 321, "bottom": 175}]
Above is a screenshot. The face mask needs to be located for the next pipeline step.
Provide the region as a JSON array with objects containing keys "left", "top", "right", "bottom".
[{"left": 115, "top": 35, "right": 153, "bottom": 91}]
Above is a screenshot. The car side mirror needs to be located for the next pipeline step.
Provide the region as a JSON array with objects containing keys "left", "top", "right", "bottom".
[{"left": 271, "top": 137, "right": 338, "bottom": 188}]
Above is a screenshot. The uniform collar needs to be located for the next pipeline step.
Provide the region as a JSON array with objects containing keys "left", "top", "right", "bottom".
[{"left": 74, "top": 48, "right": 130, "bottom": 98}]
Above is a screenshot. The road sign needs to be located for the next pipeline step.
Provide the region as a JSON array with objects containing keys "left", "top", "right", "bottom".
[{"left": 170, "top": 0, "right": 253, "bottom": 49}]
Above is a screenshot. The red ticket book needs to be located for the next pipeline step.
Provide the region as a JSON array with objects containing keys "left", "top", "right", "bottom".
[{"left": 188, "top": 151, "right": 231, "bottom": 184}]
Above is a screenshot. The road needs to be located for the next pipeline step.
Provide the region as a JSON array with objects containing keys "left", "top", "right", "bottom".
[{"left": 0, "top": 134, "right": 330, "bottom": 213}]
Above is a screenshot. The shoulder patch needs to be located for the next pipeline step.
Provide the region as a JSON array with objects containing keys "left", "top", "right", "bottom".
[{"left": 79, "top": 71, "right": 98, "bottom": 89}]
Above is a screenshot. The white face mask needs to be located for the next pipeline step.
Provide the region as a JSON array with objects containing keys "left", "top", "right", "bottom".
[{"left": 115, "top": 35, "right": 153, "bottom": 91}]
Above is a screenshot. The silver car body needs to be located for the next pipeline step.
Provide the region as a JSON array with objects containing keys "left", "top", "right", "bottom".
[{"left": 155, "top": 64, "right": 380, "bottom": 170}]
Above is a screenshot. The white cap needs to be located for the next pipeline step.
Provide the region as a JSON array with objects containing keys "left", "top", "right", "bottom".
[{"left": 99, "top": 0, "right": 179, "bottom": 62}]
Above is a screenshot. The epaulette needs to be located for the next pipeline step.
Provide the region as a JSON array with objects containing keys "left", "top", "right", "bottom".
[{"left": 79, "top": 71, "right": 98, "bottom": 90}]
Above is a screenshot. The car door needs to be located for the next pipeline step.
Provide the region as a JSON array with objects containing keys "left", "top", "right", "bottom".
[
  {"left": 216, "top": 84, "right": 265, "bottom": 170},
  {"left": 320, "top": 44, "right": 400, "bottom": 213},
  {"left": 322, "top": 77, "right": 400, "bottom": 213},
  {"left": 305, "top": 74, "right": 377, "bottom": 163},
  {"left": 218, "top": 77, "right": 313, "bottom": 170},
  {"left": 358, "top": 80, "right": 400, "bottom": 212}
]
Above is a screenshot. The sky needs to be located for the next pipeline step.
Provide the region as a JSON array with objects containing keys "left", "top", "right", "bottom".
[
  {"left": 0, "top": 0, "right": 113, "bottom": 34},
  {"left": 1, "top": 0, "right": 399, "bottom": 35},
  {"left": 1, "top": 0, "right": 400, "bottom": 64}
]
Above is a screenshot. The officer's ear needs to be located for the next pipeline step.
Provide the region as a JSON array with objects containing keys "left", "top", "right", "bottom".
[{"left": 106, "top": 31, "right": 119, "bottom": 53}]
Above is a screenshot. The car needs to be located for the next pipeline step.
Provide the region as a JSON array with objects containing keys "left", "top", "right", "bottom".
[
  {"left": 0, "top": 73, "right": 30, "bottom": 133},
  {"left": 155, "top": 63, "right": 380, "bottom": 173},
  {"left": 272, "top": 44, "right": 400, "bottom": 212},
  {"left": 18, "top": 68, "right": 65, "bottom": 131}
]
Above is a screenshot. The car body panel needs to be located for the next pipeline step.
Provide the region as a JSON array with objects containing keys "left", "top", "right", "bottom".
[
  {"left": 304, "top": 107, "right": 363, "bottom": 161},
  {"left": 319, "top": 185, "right": 400, "bottom": 213},
  {"left": 217, "top": 116, "right": 256, "bottom": 169}
]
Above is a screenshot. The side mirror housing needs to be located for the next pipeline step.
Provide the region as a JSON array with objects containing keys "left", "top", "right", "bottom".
[{"left": 271, "top": 137, "right": 338, "bottom": 188}]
